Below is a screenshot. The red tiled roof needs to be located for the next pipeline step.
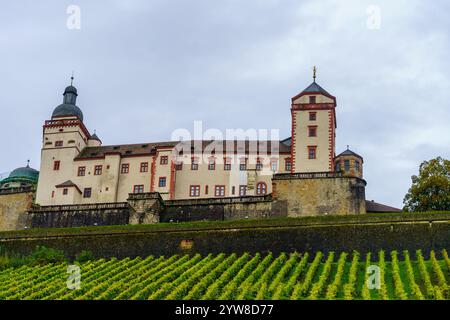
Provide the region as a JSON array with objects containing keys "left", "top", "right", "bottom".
[
  {"left": 75, "top": 140, "right": 291, "bottom": 160},
  {"left": 366, "top": 200, "right": 402, "bottom": 213}
]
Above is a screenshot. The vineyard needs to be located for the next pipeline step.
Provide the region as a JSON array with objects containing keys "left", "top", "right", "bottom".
[{"left": 0, "top": 250, "right": 449, "bottom": 300}]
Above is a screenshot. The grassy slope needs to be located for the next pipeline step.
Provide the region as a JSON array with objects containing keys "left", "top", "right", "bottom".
[{"left": 1, "top": 211, "right": 450, "bottom": 239}]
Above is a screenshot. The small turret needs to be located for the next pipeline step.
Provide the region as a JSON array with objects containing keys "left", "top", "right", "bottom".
[
  {"left": 334, "top": 147, "right": 363, "bottom": 178},
  {"left": 88, "top": 132, "right": 102, "bottom": 147}
]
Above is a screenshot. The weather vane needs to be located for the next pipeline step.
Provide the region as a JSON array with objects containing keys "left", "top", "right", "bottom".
[{"left": 313, "top": 66, "right": 317, "bottom": 82}]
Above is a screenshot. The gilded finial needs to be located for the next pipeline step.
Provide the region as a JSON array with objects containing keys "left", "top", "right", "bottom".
[{"left": 313, "top": 66, "right": 317, "bottom": 82}]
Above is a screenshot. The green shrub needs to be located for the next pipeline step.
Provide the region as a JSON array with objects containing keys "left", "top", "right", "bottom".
[
  {"left": 29, "top": 246, "right": 67, "bottom": 265},
  {"left": 75, "top": 250, "right": 95, "bottom": 263}
]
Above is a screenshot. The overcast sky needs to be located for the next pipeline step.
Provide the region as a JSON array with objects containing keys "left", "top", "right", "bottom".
[{"left": 0, "top": 0, "right": 449, "bottom": 208}]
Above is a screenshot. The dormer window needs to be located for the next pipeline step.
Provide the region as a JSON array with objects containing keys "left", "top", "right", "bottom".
[{"left": 309, "top": 96, "right": 316, "bottom": 104}]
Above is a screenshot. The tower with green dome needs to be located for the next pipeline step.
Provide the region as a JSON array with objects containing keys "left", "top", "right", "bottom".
[{"left": 0, "top": 161, "right": 39, "bottom": 193}]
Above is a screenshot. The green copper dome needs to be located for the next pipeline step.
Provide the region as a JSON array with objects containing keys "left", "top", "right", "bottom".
[
  {"left": 0, "top": 165, "right": 39, "bottom": 189},
  {"left": 8, "top": 166, "right": 39, "bottom": 181}
]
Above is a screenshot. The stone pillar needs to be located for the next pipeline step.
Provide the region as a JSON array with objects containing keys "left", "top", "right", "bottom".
[{"left": 127, "top": 192, "right": 163, "bottom": 225}]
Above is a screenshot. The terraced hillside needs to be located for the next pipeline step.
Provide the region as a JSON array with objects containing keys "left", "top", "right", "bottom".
[{"left": 0, "top": 249, "right": 449, "bottom": 300}]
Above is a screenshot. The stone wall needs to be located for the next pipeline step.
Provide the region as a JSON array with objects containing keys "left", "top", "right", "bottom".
[
  {"left": 0, "top": 191, "right": 35, "bottom": 231},
  {"left": 162, "top": 195, "right": 276, "bottom": 222},
  {"left": 2, "top": 217, "right": 449, "bottom": 259},
  {"left": 272, "top": 172, "right": 366, "bottom": 217},
  {"left": 28, "top": 203, "right": 130, "bottom": 228},
  {"left": 7, "top": 173, "right": 367, "bottom": 230}
]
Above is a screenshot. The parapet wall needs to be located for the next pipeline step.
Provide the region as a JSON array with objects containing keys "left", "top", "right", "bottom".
[
  {"left": 29, "top": 202, "right": 130, "bottom": 228},
  {"left": 163, "top": 195, "right": 276, "bottom": 222}
]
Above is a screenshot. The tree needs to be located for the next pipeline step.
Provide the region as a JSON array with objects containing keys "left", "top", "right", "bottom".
[{"left": 403, "top": 157, "right": 450, "bottom": 212}]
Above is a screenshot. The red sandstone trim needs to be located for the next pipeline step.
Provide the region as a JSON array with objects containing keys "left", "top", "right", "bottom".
[
  {"left": 291, "top": 105, "right": 334, "bottom": 112},
  {"left": 169, "top": 161, "right": 176, "bottom": 200},
  {"left": 290, "top": 109, "right": 296, "bottom": 173},
  {"left": 328, "top": 110, "right": 335, "bottom": 171},
  {"left": 150, "top": 155, "right": 157, "bottom": 192},
  {"left": 44, "top": 118, "right": 91, "bottom": 140}
]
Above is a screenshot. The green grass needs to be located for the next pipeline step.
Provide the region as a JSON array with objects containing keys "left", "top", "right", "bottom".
[
  {"left": 1, "top": 211, "right": 449, "bottom": 239},
  {"left": 0, "top": 249, "right": 448, "bottom": 300}
]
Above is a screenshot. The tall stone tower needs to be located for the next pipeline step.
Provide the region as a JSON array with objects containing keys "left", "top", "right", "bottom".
[
  {"left": 290, "top": 68, "right": 336, "bottom": 173},
  {"left": 35, "top": 81, "right": 93, "bottom": 205}
]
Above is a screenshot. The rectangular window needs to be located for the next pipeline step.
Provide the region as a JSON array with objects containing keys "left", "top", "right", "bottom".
[
  {"left": 224, "top": 158, "right": 231, "bottom": 171},
  {"left": 308, "top": 126, "right": 317, "bottom": 137},
  {"left": 239, "top": 159, "right": 247, "bottom": 171},
  {"left": 256, "top": 158, "right": 263, "bottom": 171},
  {"left": 285, "top": 159, "right": 292, "bottom": 171},
  {"left": 335, "top": 162, "right": 341, "bottom": 172},
  {"left": 83, "top": 188, "right": 92, "bottom": 198},
  {"left": 309, "top": 96, "right": 316, "bottom": 104},
  {"left": 175, "top": 162, "right": 183, "bottom": 170},
  {"left": 62, "top": 188, "right": 68, "bottom": 195},
  {"left": 158, "top": 177, "right": 166, "bottom": 188},
  {"left": 77, "top": 166, "right": 86, "bottom": 176},
  {"left": 55, "top": 141, "right": 63, "bottom": 147},
  {"left": 133, "top": 185, "right": 144, "bottom": 193},
  {"left": 160, "top": 156, "right": 168, "bottom": 165},
  {"left": 53, "top": 160, "right": 60, "bottom": 171},
  {"left": 215, "top": 185, "right": 225, "bottom": 197},
  {"left": 208, "top": 159, "right": 216, "bottom": 170},
  {"left": 191, "top": 158, "right": 198, "bottom": 170},
  {"left": 51, "top": 190, "right": 55, "bottom": 198},
  {"left": 308, "top": 146, "right": 317, "bottom": 159},
  {"left": 121, "top": 163, "right": 129, "bottom": 174},
  {"left": 309, "top": 112, "right": 317, "bottom": 121},
  {"left": 94, "top": 165, "right": 102, "bottom": 175},
  {"left": 344, "top": 160, "right": 350, "bottom": 171},
  {"left": 239, "top": 185, "right": 247, "bottom": 196},
  {"left": 271, "top": 160, "right": 277, "bottom": 172},
  {"left": 205, "top": 185, "right": 209, "bottom": 195},
  {"left": 140, "top": 162, "right": 148, "bottom": 173},
  {"left": 189, "top": 185, "right": 200, "bottom": 197},
  {"left": 355, "top": 160, "right": 360, "bottom": 172},
  {"left": 231, "top": 186, "right": 236, "bottom": 195}
]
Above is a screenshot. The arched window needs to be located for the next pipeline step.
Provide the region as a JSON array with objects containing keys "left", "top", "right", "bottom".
[{"left": 256, "top": 182, "right": 267, "bottom": 195}]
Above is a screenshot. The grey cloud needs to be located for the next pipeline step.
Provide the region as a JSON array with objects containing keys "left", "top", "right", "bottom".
[{"left": 0, "top": 0, "right": 449, "bottom": 208}]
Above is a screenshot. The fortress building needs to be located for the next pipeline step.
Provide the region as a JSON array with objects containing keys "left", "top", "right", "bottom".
[{"left": 35, "top": 72, "right": 363, "bottom": 207}]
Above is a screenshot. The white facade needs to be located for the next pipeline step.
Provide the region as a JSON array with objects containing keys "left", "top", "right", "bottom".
[{"left": 36, "top": 79, "right": 338, "bottom": 206}]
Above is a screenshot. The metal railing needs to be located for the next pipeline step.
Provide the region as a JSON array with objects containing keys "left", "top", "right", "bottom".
[
  {"left": 273, "top": 171, "right": 343, "bottom": 180},
  {"left": 31, "top": 202, "right": 129, "bottom": 212},
  {"left": 0, "top": 186, "right": 35, "bottom": 195}
]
